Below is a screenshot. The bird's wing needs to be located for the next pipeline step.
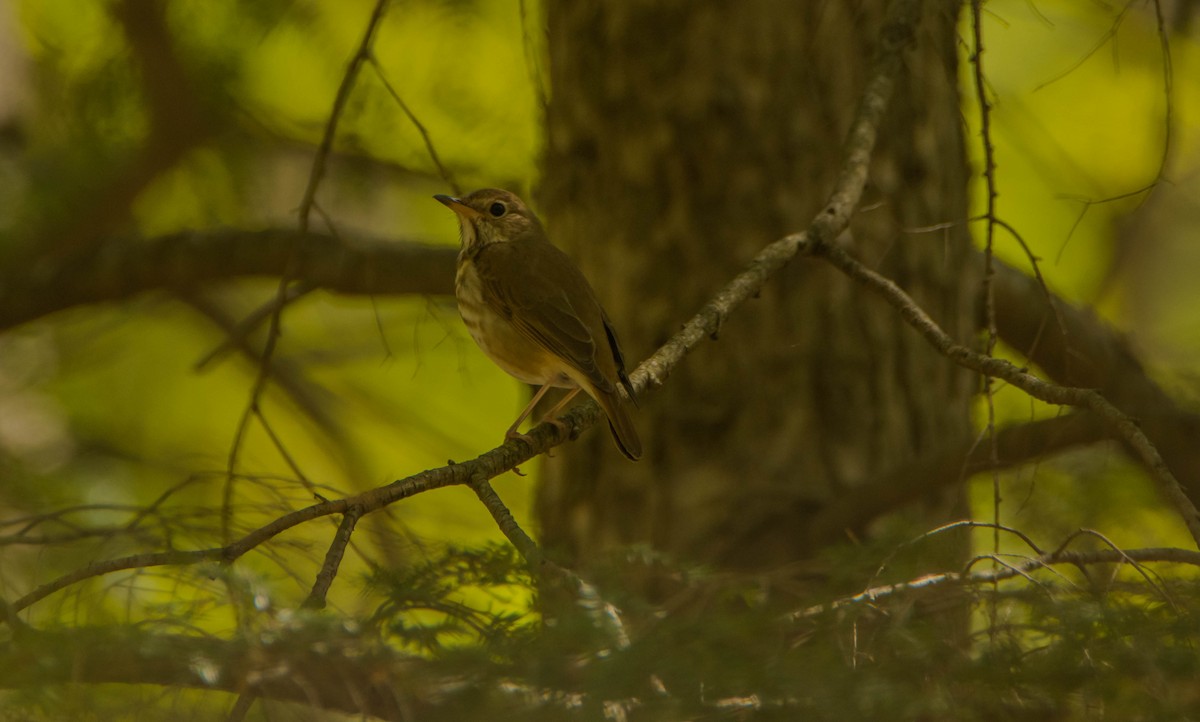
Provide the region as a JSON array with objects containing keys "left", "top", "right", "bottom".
[
  {"left": 601, "top": 308, "right": 637, "bottom": 403},
  {"left": 474, "top": 241, "right": 613, "bottom": 393}
]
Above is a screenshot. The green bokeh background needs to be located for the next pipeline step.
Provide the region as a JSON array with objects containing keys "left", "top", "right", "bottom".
[{"left": 2, "top": 0, "right": 1199, "bottom": 625}]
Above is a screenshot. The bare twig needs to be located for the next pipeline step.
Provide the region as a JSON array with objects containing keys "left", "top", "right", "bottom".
[
  {"left": 224, "top": 0, "right": 391, "bottom": 544},
  {"left": 814, "top": 240, "right": 1200, "bottom": 546},
  {"left": 12, "top": 0, "right": 1195, "bottom": 641},
  {"left": 795, "top": 546, "right": 1200, "bottom": 620},
  {"left": 469, "top": 476, "right": 542, "bottom": 565},
  {"left": 10, "top": 227, "right": 1199, "bottom": 508},
  {"left": 469, "top": 476, "right": 631, "bottom": 650},
  {"left": 298, "top": 1, "right": 391, "bottom": 231},
  {"left": 638, "top": 0, "right": 921, "bottom": 395},
  {"left": 367, "top": 55, "right": 459, "bottom": 195},
  {"left": 225, "top": 691, "right": 257, "bottom": 722},
  {"left": 1053, "top": 1, "right": 1174, "bottom": 260},
  {"left": 192, "top": 283, "right": 317, "bottom": 372},
  {"left": 519, "top": 0, "right": 548, "bottom": 112},
  {"left": 5, "top": 0, "right": 924, "bottom": 621},
  {"left": 1046, "top": 527, "right": 1175, "bottom": 607},
  {"left": 303, "top": 506, "right": 362, "bottom": 610},
  {"left": 970, "top": 0, "right": 1003, "bottom": 575},
  {"left": 12, "top": 442, "right": 534, "bottom": 614},
  {"left": 867, "top": 520, "right": 1047, "bottom": 593},
  {"left": 182, "top": 292, "right": 343, "bottom": 441}
]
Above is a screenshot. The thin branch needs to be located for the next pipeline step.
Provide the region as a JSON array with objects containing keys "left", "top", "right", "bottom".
[
  {"left": 225, "top": 690, "right": 257, "bottom": 722},
  {"left": 11, "top": 225, "right": 1200, "bottom": 510},
  {"left": 11, "top": 0, "right": 1194, "bottom": 634},
  {"left": 870, "top": 520, "right": 1047, "bottom": 587},
  {"left": 298, "top": 0, "right": 391, "bottom": 231},
  {"left": 812, "top": 0, "right": 920, "bottom": 241},
  {"left": 193, "top": 283, "right": 316, "bottom": 372},
  {"left": 11, "top": 442, "right": 535, "bottom": 615},
  {"left": 988, "top": 217, "right": 1070, "bottom": 370},
  {"left": 813, "top": 240, "right": 1200, "bottom": 547},
  {"left": 254, "top": 408, "right": 316, "bottom": 489},
  {"left": 1044, "top": 527, "right": 1175, "bottom": 607},
  {"left": 639, "top": 0, "right": 922, "bottom": 395},
  {"left": 469, "top": 476, "right": 542, "bottom": 565},
  {"left": 225, "top": 0, "right": 391, "bottom": 544},
  {"left": 367, "top": 55, "right": 459, "bottom": 195},
  {"left": 518, "top": 0, "right": 548, "bottom": 112},
  {"left": 1150, "top": 0, "right": 1174, "bottom": 176},
  {"left": 970, "top": 1, "right": 1004, "bottom": 610},
  {"left": 181, "top": 292, "right": 344, "bottom": 443},
  {"left": 795, "top": 546, "right": 1200, "bottom": 619},
  {"left": 469, "top": 476, "right": 631, "bottom": 650},
  {"left": 1031, "top": 1, "right": 1136, "bottom": 92},
  {"left": 14, "top": 548, "right": 221, "bottom": 613},
  {"left": 303, "top": 506, "right": 362, "bottom": 610},
  {"left": 1052, "top": 0, "right": 1175, "bottom": 261}
]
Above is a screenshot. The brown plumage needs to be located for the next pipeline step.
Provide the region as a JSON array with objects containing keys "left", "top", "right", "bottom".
[{"left": 435, "top": 188, "right": 642, "bottom": 461}]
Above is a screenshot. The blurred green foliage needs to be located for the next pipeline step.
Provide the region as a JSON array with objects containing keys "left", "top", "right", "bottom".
[
  {"left": 14, "top": 542, "right": 1199, "bottom": 720},
  {"left": 963, "top": 0, "right": 1200, "bottom": 557},
  {"left": 6, "top": 0, "right": 547, "bottom": 554},
  {"left": 1, "top": 0, "right": 1199, "bottom": 718}
]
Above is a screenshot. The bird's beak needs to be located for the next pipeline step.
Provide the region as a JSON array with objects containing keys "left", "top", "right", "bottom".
[{"left": 434, "top": 194, "right": 483, "bottom": 219}]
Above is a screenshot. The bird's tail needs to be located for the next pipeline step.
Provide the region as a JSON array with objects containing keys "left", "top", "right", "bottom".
[{"left": 597, "top": 389, "right": 642, "bottom": 461}]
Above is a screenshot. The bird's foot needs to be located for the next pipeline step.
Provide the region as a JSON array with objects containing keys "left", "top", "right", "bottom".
[
  {"left": 505, "top": 428, "right": 537, "bottom": 447},
  {"left": 540, "top": 415, "right": 578, "bottom": 441},
  {"left": 503, "top": 416, "right": 576, "bottom": 461},
  {"left": 501, "top": 430, "right": 534, "bottom": 474}
]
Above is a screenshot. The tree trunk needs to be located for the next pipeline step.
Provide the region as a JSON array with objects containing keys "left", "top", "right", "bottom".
[{"left": 538, "top": 0, "right": 976, "bottom": 570}]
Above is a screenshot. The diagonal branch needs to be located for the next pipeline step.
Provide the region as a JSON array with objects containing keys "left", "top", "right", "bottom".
[
  {"left": 12, "top": 228, "right": 1200, "bottom": 505},
  {"left": 814, "top": 240, "right": 1200, "bottom": 547},
  {"left": 302, "top": 505, "right": 362, "bottom": 610},
  {"left": 795, "top": 545, "right": 1200, "bottom": 620},
  {"left": 7, "top": 0, "right": 927, "bottom": 619},
  {"left": 224, "top": 0, "right": 392, "bottom": 544},
  {"left": 639, "top": 0, "right": 921, "bottom": 393},
  {"left": 12, "top": 440, "right": 541, "bottom": 615},
  {"left": 298, "top": 0, "right": 391, "bottom": 232},
  {"left": 10, "top": 0, "right": 1196, "bottom": 628}
]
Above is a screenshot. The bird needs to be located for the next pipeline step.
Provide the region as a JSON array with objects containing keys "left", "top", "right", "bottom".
[{"left": 434, "top": 188, "right": 643, "bottom": 461}]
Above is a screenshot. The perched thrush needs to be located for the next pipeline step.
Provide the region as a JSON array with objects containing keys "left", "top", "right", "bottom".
[{"left": 435, "top": 188, "right": 643, "bottom": 461}]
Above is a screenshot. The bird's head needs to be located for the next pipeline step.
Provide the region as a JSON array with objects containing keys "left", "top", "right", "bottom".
[{"left": 434, "top": 188, "right": 545, "bottom": 252}]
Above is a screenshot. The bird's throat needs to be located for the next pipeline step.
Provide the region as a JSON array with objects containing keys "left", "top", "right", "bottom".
[{"left": 458, "top": 220, "right": 481, "bottom": 255}]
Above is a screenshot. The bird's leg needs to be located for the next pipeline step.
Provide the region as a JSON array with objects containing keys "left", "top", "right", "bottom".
[
  {"left": 532, "top": 388, "right": 584, "bottom": 455},
  {"left": 539, "top": 388, "right": 582, "bottom": 436},
  {"left": 505, "top": 387, "right": 588, "bottom": 456},
  {"left": 505, "top": 384, "right": 555, "bottom": 445}
]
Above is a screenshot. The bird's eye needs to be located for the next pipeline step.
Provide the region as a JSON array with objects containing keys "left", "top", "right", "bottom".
[{"left": 488, "top": 202, "right": 507, "bottom": 218}]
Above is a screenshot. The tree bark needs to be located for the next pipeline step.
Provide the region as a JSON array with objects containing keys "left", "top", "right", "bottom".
[{"left": 539, "top": 0, "right": 976, "bottom": 569}]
